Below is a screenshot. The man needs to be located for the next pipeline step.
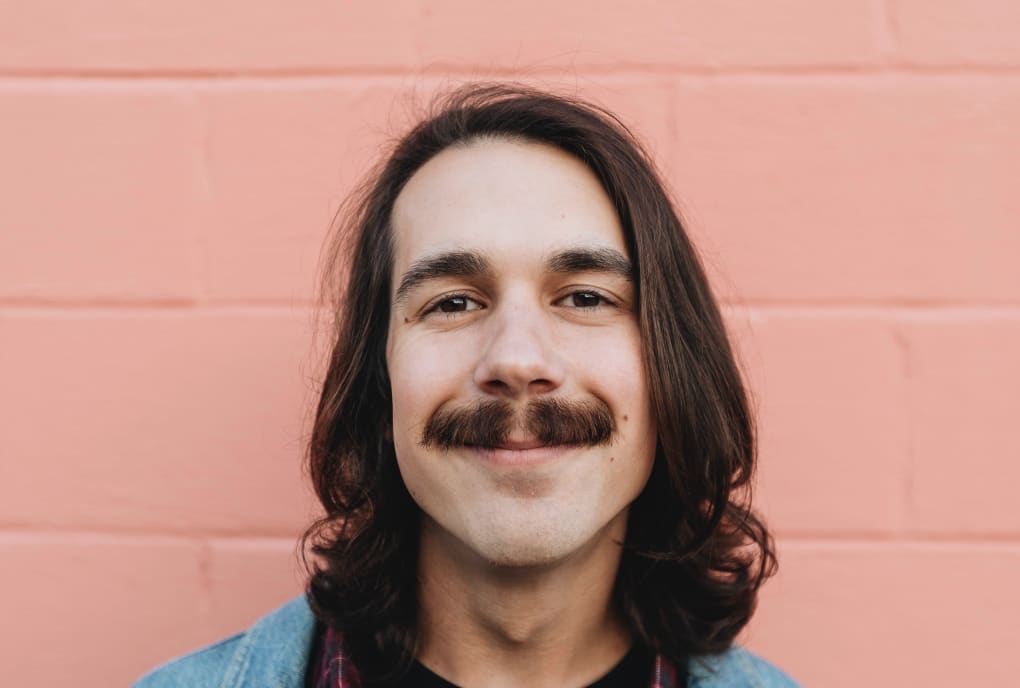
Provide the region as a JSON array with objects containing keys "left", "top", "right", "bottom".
[{"left": 136, "top": 84, "right": 799, "bottom": 687}]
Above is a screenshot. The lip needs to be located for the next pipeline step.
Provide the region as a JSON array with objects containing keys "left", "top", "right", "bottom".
[
  {"left": 494, "top": 438, "right": 547, "bottom": 451},
  {"left": 466, "top": 443, "right": 574, "bottom": 466}
]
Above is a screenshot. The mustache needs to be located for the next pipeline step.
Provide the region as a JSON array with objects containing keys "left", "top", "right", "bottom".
[{"left": 420, "top": 397, "right": 615, "bottom": 450}]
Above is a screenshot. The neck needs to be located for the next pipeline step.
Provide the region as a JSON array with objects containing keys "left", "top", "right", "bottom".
[{"left": 415, "top": 512, "right": 633, "bottom": 688}]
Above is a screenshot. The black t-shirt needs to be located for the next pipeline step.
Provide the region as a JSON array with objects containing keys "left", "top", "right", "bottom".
[
  {"left": 304, "top": 621, "right": 688, "bottom": 687},
  {"left": 397, "top": 643, "right": 653, "bottom": 688}
]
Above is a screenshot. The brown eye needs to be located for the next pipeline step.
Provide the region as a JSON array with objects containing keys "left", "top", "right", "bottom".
[
  {"left": 570, "top": 292, "right": 603, "bottom": 308},
  {"left": 427, "top": 295, "right": 483, "bottom": 316},
  {"left": 439, "top": 297, "right": 468, "bottom": 312}
]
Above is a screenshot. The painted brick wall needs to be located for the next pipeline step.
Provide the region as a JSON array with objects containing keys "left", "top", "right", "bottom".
[{"left": 1, "top": 2, "right": 1017, "bottom": 686}]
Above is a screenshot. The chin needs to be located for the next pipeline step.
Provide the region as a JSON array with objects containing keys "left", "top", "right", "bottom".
[
  {"left": 477, "top": 544, "right": 573, "bottom": 570},
  {"left": 464, "top": 513, "right": 622, "bottom": 571}
]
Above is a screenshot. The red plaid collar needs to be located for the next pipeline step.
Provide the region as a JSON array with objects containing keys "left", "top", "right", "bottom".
[{"left": 308, "top": 625, "right": 681, "bottom": 688}]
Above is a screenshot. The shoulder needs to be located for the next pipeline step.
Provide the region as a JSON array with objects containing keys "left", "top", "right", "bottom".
[
  {"left": 132, "top": 595, "right": 317, "bottom": 688},
  {"left": 133, "top": 632, "right": 244, "bottom": 688},
  {"left": 687, "top": 646, "right": 801, "bottom": 688}
]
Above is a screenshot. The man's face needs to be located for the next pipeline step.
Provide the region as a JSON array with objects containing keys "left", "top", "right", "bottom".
[{"left": 385, "top": 138, "right": 656, "bottom": 568}]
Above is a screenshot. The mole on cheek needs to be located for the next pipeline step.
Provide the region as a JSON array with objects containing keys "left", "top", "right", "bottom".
[{"left": 623, "top": 415, "right": 629, "bottom": 422}]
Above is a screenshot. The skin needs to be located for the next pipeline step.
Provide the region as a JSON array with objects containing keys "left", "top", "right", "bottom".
[{"left": 386, "top": 138, "right": 657, "bottom": 687}]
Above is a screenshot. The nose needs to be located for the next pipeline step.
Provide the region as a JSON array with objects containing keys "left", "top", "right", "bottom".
[{"left": 473, "top": 303, "right": 565, "bottom": 399}]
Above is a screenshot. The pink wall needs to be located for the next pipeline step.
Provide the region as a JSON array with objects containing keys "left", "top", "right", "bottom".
[{"left": 2, "top": 2, "right": 1018, "bottom": 685}]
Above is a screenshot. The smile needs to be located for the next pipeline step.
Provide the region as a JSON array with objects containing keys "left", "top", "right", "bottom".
[{"left": 465, "top": 441, "right": 577, "bottom": 467}]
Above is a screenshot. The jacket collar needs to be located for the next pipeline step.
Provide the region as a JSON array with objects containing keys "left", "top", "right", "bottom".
[
  {"left": 223, "top": 595, "right": 750, "bottom": 688},
  {"left": 220, "top": 596, "right": 316, "bottom": 688}
]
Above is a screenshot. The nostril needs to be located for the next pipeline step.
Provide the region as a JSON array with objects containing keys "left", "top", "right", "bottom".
[
  {"left": 481, "top": 377, "right": 559, "bottom": 398},
  {"left": 527, "top": 378, "right": 556, "bottom": 394},
  {"left": 482, "top": 379, "right": 513, "bottom": 396}
]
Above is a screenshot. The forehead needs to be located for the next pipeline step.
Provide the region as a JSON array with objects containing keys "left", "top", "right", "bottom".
[{"left": 390, "top": 138, "right": 626, "bottom": 271}]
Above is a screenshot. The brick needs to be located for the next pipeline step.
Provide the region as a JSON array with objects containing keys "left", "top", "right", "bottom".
[
  {"left": 745, "top": 541, "right": 1020, "bottom": 686},
  {"left": 732, "top": 312, "right": 909, "bottom": 533},
  {"left": 0, "top": 534, "right": 204, "bottom": 686},
  {"left": 415, "top": 0, "right": 884, "bottom": 69},
  {"left": 201, "top": 77, "right": 673, "bottom": 302},
  {"left": 893, "top": 0, "right": 1020, "bottom": 65},
  {"left": 0, "top": 1, "right": 882, "bottom": 73},
  {"left": 0, "top": 89, "right": 206, "bottom": 302},
  {"left": 0, "top": 311, "right": 320, "bottom": 534},
  {"left": 204, "top": 538, "right": 306, "bottom": 638},
  {"left": 903, "top": 316, "right": 1020, "bottom": 533},
  {"left": 569, "top": 77, "right": 675, "bottom": 166},
  {"left": 0, "top": 1, "right": 420, "bottom": 72},
  {"left": 200, "top": 83, "right": 401, "bottom": 302},
  {"left": 669, "top": 76, "right": 1020, "bottom": 303}
]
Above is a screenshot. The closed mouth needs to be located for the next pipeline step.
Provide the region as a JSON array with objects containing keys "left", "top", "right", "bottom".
[
  {"left": 464, "top": 439, "right": 560, "bottom": 451},
  {"left": 470, "top": 443, "right": 569, "bottom": 468}
]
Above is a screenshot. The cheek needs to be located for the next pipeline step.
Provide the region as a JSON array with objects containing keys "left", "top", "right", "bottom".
[
  {"left": 570, "top": 326, "right": 651, "bottom": 422},
  {"left": 387, "top": 331, "right": 476, "bottom": 436},
  {"left": 581, "top": 328, "right": 657, "bottom": 478}
]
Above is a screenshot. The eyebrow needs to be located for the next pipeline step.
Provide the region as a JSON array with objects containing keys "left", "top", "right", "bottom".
[
  {"left": 545, "top": 247, "right": 633, "bottom": 280},
  {"left": 395, "top": 250, "right": 493, "bottom": 304},
  {"left": 393, "top": 246, "right": 633, "bottom": 305}
]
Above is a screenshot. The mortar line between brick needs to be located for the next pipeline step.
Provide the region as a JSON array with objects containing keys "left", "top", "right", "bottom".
[
  {"left": 874, "top": 0, "right": 900, "bottom": 63},
  {"left": 4, "top": 302, "right": 1020, "bottom": 315},
  {"left": 0, "top": 529, "right": 301, "bottom": 544},
  {"left": 732, "top": 304, "right": 1020, "bottom": 319},
  {"left": 776, "top": 530, "right": 1020, "bottom": 543},
  {"left": 0, "top": 302, "right": 321, "bottom": 314},
  {"left": 889, "top": 322, "right": 917, "bottom": 534},
  {"left": 777, "top": 537, "right": 1020, "bottom": 551},
  {"left": 193, "top": 89, "right": 212, "bottom": 304},
  {"left": 1, "top": 64, "right": 1020, "bottom": 84},
  {"left": 197, "top": 537, "right": 213, "bottom": 618},
  {"left": 1, "top": 528, "right": 1016, "bottom": 547}
]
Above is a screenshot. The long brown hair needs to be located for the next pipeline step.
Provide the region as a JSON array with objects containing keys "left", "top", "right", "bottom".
[{"left": 302, "top": 83, "right": 776, "bottom": 685}]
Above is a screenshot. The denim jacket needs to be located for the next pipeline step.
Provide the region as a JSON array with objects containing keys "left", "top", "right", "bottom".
[{"left": 134, "top": 596, "right": 800, "bottom": 688}]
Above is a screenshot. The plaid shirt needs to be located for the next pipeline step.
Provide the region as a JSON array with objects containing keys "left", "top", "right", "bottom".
[
  {"left": 308, "top": 625, "right": 682, "bottom": 688},
  {"left": 134, "top": 597, "right": 797, "bottom": 688}
]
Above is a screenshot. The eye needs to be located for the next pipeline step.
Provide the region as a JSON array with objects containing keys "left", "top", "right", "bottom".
[
  {"left": 425, "top": 294, "right": 484, "bottom": 316},
  {"left": 556, "top": 290, "right": 615, "bottom": 309}
]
